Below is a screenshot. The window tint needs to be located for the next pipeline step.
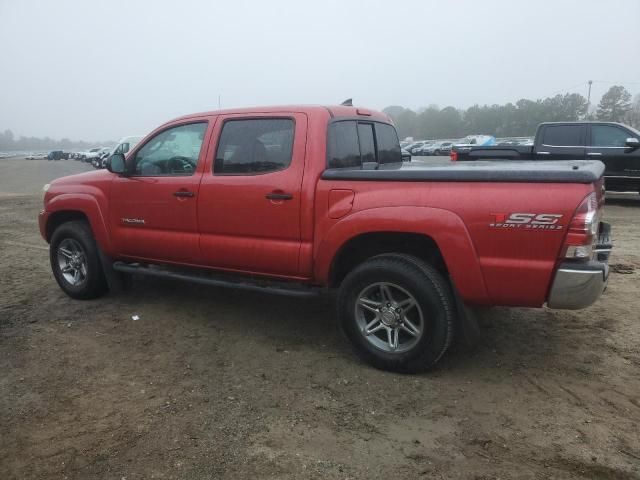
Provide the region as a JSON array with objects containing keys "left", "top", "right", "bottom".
[
  {"left": 357, "top": 123, "right": 376, "bottom": 163},
  {"left": 132, "top": 123, "right": 206, "bottom": 176},
  {"left": 541, "top": 125, "right": 583, "bottom": 146},
  {"left": 591, "top": 125, "right": 629, "bottom": 147},
  {"left": 375, "top": 123, "right": 401, "bottom": 164},
  {"left": 328, "top": 121, "right": 361, "bottom": 168},
  {"left": 214, "top": 118, "right": 294, "bottom": 174},
  {"left": 327, "top": 120, "right": 402, "bottom": 168}
]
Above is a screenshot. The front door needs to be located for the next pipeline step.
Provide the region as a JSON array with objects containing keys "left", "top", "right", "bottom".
[
  {"left": 110, "top": 121, "right": 210, "bottom": 264},
  {"left": 587, "top": 123, "right": 640, "bottom": 179},
  {"left": 197, "top": 113, "right": 307, "bottom": 277}
]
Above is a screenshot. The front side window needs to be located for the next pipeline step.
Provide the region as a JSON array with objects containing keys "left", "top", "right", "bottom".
[
  {"left": 132, "top": 123, "right": 207, "bottom": 176},
  {"left": 214, "top": 118, "right": 294, "bottom": 175},
  {"left": 541, "top": 125, "right": 583, "bottom": 146},
  {"left": 591, "top": 125, "right": 629, "bottom": 147}
]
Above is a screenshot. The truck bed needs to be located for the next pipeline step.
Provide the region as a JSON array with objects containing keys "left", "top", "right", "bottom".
[{"left": 322, "top": 160, "right": 604, "bottom": 184}]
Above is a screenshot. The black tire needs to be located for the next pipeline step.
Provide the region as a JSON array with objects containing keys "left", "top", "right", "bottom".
[
  {"left": 434, "top": 150, "right": 441, "bottom": 156},
  {"left": 50, "top": 220, "right": 107, "bottom": 300},
  {"left": 337, "top": 254, "right": 455, "bottom": 373}
]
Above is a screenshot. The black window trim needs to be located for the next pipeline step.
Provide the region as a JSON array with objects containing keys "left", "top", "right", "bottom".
[
  {"left": 357, "top": 121, "right": 379, "bottom": 165},
  {"left": 326, "top": 118, "right": 400, "bottom": 168},
  {"left": 127, "top": 120, "right": 209, "bottom": 177},
  {"left": 212, "top": 116, "right": 297, "bottom": 176}
]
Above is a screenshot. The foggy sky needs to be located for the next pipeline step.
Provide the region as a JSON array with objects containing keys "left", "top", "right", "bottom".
[{"left": 1, "top": 0, "right": 639, "bottom": 141}]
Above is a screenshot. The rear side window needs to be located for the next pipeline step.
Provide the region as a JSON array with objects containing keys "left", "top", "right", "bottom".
[
  {"left": 357, "top": 123, "right": 376, "bottom": 163},
  {"left": 541, "top": 125, "right": 583, "bottom": 146},
  {"left": 214, "top": 118, "right": 294, "bottom": 175},
  {"left": 590, "top": 125, "right": 629, "bottom": 147},
  {"left": 327, "top": 121, "right": 361, "bottom": 168},
  {"left": 375, "top": 123, "right": 401, "bottom": 164},
  {"left": 327, "top": 120, "right": 401, "bottom": 168}
]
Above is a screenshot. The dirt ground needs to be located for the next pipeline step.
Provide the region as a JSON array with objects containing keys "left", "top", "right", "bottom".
[{"left": 1, "top": 157, "right": 639, "bottom": 480}]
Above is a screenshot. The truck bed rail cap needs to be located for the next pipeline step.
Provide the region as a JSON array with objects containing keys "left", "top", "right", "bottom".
[{"left": 322, "top": 160, "right": 604, "bottom": 184}]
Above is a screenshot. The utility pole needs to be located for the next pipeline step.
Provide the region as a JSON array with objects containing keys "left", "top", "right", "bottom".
[
  {"left": 586, "top": 80, "right": 593, "bottom": 119},
  {"left": 218, "top": 94, "right": 221, "bottom": 109}
]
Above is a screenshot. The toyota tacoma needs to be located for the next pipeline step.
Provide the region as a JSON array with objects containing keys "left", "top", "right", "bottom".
[{"left": 39, "top": 105, "right": 612, "bottom": 372}]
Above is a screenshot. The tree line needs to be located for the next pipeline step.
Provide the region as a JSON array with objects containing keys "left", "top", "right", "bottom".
[
  {"left": 384, "top": 85, "right": 640, "bottom": 141},
  {"left": 0, "top": 129, "right": 114, "bottom": 152}
]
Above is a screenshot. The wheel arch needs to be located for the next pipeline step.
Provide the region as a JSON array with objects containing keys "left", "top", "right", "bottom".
[
  {"left": 329, "top": 232, "right": 446, "bottom": 287},
  {"left": 316, "top": 206, "right": 489, "bottom": 305},
  {"left": 45, "top": 194, "right": 113, "bottom": 253}
]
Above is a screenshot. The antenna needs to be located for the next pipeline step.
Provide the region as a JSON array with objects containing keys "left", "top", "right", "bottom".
[{"left": 341, "top": 98, "right": 353, "bottom": 106}]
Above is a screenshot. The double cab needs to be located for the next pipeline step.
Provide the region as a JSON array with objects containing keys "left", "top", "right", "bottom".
[{"left": 40, "top": 105, "right": 612, "bottom": 372}]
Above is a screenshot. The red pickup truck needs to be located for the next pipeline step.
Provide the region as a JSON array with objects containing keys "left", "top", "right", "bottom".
[{"left": 39, "top": 105, "right": 612, "bottom": 372}]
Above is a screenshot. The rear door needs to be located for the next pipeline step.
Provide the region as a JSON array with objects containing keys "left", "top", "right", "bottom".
[
  {"left": 535, "top": 124, "right": 586, "bottom": 160},
  {"left": 197, "top": 113, "right": 307, "bottom": 277},
  {"left": 587, "top": 123, "right": 640, "bottom": 179}
]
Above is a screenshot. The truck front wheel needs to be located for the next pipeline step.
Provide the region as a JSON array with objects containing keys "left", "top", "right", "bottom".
[
  {"left": 50, "top": 220, "right": 107, "bottom": 300},
  {"left": 337, "top": 254, "right": 454, "bottom": 373}
]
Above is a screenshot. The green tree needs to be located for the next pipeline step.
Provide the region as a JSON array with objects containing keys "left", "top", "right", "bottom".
[
  {"left": 625, "top": 94, "right": 640, "bottom": 129},
  {"left": 597, "top": 85, "right": 632, "bottom": 122}
]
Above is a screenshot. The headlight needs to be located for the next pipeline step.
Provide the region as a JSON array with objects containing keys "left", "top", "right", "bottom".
[{"left": 43, "top": 183, "right": 50, "bottom": 192}]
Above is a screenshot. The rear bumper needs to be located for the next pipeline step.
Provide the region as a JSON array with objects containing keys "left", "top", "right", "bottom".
[{"left": 547, "top": 222, "right": 612, "bottom": 310}]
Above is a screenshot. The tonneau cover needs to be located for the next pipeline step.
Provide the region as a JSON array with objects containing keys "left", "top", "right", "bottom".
[{"left": 321, "top": 160, "right": 604, "bottom": 184}]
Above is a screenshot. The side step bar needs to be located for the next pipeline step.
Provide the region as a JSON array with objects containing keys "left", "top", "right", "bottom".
[{"left": 112, "top": 261, "right": 326, "bottom": 298}]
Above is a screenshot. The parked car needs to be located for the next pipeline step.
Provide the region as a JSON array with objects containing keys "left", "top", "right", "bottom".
[
  {"left": 26, "top": 152, "right": 47, "bottom": 160},
  {"left": 421, "top": 141, "right": 454, "bottom": 156},
  {"left": 451, "top": 121, "right": 640, "bottom": 193},
  {"left": 47, "top": 150, "right": 65, "bottom": 161},
  {"left": 39, "top": 104, "right": 611, "bottom": 373},
  {"left": 405, "top": 141, "right": 429, "bottom": 155},
  {"left": 92, "top": 147, "right": 114, "bottom": 169},
  {"left": 412, "top": 142, "right": 436, "bottom": 156},
  {"left": 93, "top": 136, "right": 144, "bottom": 169},
  {"left": 80, "top": 148, "right": 102, "bottom": 163}
]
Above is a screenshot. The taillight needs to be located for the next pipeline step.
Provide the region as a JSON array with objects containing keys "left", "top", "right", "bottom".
[
  {"left": 450, "top": 151, "right": 458, "bottom": 161},
  {"left": 562, "top": 192, "right": 601, "bottom": 259}
]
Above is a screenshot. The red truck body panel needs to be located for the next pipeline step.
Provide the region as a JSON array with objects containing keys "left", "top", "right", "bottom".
[{"left": 40, "top": 105, "right": 603, "bottom": 309}]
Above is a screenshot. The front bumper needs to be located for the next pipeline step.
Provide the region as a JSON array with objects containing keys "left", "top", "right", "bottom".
[
  {"left": 38, "top": 209, "right": 50, "bottom": 242},
  {"left": 547, "top": 222, "right": 612, "bottom": 310}
]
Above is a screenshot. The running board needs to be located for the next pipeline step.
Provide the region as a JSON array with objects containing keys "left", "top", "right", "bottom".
[{"left": 112, "top": 261, "right": 325, "bottom": 298}]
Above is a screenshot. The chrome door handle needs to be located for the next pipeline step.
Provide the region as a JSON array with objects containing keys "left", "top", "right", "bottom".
[
  {"left": 538, "top": 151, "right": 551, "bottom": 155},
  {"left": 587, "top": 152, "right": 603, "bottom": 156}
]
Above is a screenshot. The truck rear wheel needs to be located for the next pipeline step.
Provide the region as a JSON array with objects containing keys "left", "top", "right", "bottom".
[
  {"left": 337, "top": 254, "right": 454, "bottom": 373},
  {"left": 50, "top": 220, "right": 107, "bottom": 300}
]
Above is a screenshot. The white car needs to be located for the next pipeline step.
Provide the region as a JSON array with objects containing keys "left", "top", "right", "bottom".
[{"left": 100, "top": 135, "right": 144, "bottom": 168}]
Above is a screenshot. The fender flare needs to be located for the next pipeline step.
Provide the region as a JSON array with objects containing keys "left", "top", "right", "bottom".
[
  {"left": 46, "top": 193, "right": 113, "bottom": 254},
  {"left": 314, "top": 205, "right": 489, "bottom": 304}
]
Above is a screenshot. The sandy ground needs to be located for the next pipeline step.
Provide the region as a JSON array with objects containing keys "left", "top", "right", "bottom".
[{"left": 1, "top": 157, "right": 639, "bottom": 480}]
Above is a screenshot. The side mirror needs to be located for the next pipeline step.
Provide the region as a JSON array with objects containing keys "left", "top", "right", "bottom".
[
  {"left": 401, "top": 150, "right": 411, "bottom": 162},
  {"left": 106, "top": 153, "right": 126, "bottom": 174},
  {"left": 626, "top": 137, "right": 640, "bottom": 149}
]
